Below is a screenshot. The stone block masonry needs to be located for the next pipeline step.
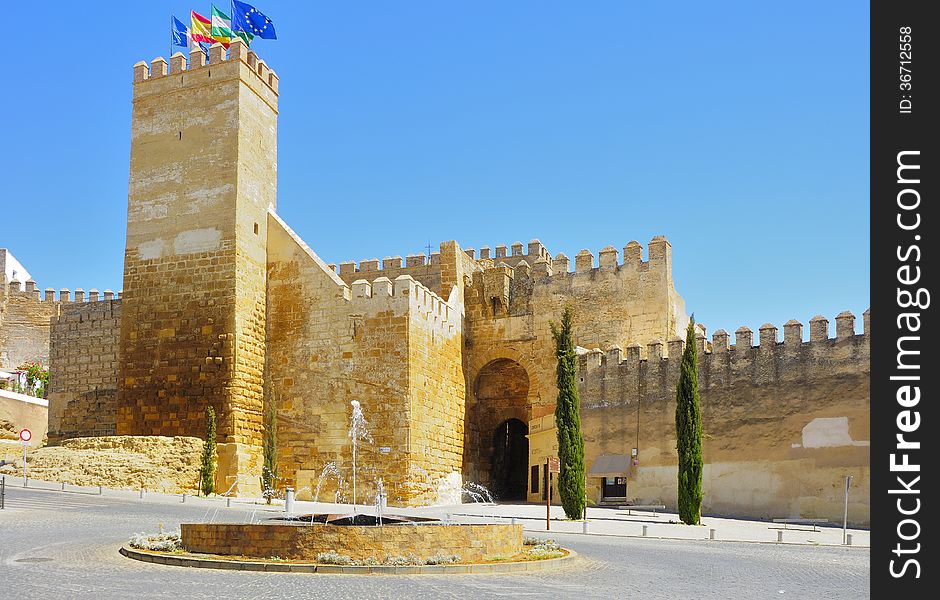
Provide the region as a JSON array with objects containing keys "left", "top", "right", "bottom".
[
  {"left": 118, "top": 41, "right": 278, "bottom": 495},
  {"left": 570, "top": 311, "right": 870, "bottom": 525},
  {"left": 265, "top": 211, "right": 466, "bottom": 506},
  {"left": 181, "top": 523, "right": 523, "bottom": 563},
  {"left": 461, "top": 236, "right": 688, "bottom": 490},
  {"left": 47, "top": 297, "right": 122, "bottom": 443}
]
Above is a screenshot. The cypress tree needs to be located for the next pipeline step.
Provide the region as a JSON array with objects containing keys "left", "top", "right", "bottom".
[
  {"left": 675, "top": 318, "right": 703, "bottom": 525},
  {"left": 200, "top": 406, "right": 217, "bottom": 497},
  {"left": 262, "top": 394, "right": 278, "bottom": 504},
  {"left": 551, "top": 306, "right": 586, "bottom": 520}
]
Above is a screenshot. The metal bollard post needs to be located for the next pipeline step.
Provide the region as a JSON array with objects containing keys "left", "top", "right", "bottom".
[
  {"left": 846, "top": 534, "right": 853, "bottom": 546},
  {"left": 642, "top": 525, "right": 648, "bottom": 537},
  {"left": 98, "top": 485, "right": 103, "bottom": 495},
  {"left": 510, "top": 516, "right": 516, "bottom": 525},
  {"left": 62, "top": 482, "right": 66, "bottom": 491},
  {"left": 182, "top": 493, "right": 187, "bottom": 503},
  {"left": 140, "top": 488, "right": 145, "bottom": 499},
  {"left": 709, "top": 528, "right": 715, "bottom": 540},
  {"left": 284, "top": 487, "right": 295, "bottom": 515},
  {"left": 777, "top": 530, "right": 784, "bottom": 543},
  {"left": 1, "top": 475, "right": 5, "bottom": 509},
  {"left": 226, "top": 497, "right": 231, "bottom": 508},
  {"left": 582, "top": 519, "right": 589, "bottom": 534}
]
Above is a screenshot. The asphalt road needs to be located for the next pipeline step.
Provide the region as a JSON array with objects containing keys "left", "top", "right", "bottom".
[{"left": 0, "top": 484, "right": 869, "bottom": 599}]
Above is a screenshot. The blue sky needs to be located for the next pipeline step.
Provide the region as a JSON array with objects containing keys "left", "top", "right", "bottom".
[{"left": 1, "top": 1, "right": 869, "bottom": 338}]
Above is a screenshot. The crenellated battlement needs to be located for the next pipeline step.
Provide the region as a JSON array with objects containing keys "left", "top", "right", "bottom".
[
  {"left": 474, "top": 236, "right": 674, "bottom": 283},
  {"left": 463, "top": 239, "right": 552, "bottom": 267},
  {"left": 542, "top": 236, "right": 671, "bottom": 275},
  {"left": 339, "top": 253, "right": 441, "bottom": 276},
  {"left": 575, "top": 309, "right": 870, "bottom": 402},
  {"left": 336, "top": 250, "right": 444, "bottom": 298},
  {"left": 133, "top": 40, "right": 279, "bottom": 96},
  {"left": 348, "top": 274, "right": 460, "bottom": 337},
  {"left": 6, "top": 280, "right": 119, "bottom": 304}
]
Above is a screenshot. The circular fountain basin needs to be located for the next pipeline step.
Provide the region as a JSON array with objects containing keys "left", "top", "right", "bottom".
[{"left": 180, "top": 517, "right": 523, "bottom": 563}]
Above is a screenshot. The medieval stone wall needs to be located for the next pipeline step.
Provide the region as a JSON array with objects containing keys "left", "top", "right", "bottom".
[
  {"left": 571, "top": 311, "right": 870, "bottom": 525},
  {"left": 266, "top": 212, "right": 465, "bottom": 505},
  {"left": 0, "top": 281, "right": 61, "bottom": 370},
  {"left": 460, "top": 236, "right": 688, "bottom": 489},
  {"left": 47, "top": 297, "right": 122, "bottom": 443}
]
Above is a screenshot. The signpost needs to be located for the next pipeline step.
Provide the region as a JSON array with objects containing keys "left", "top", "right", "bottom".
[
  {"left": 842, "top": 475, "right": 853, "bottom": 544},
  {"left": 546, "top": 457, "right": 559, "bottom": 531},
  {"left": 19, "top": 428, "right": 31, "bottom": 484}
]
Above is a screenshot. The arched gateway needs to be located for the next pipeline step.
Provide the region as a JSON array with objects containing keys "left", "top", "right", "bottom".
[{"left": 466, "top": 358, "right": 530, "bottom": 500}]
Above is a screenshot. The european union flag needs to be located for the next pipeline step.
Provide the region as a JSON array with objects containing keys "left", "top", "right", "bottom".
[
  {"left": 232, "top": 0, "right": 277, "bottom": 40},
  {"left": 171, "top": 16, "right": 189, "bottom": 48}
]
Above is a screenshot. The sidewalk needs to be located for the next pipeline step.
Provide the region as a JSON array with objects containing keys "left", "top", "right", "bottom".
[{"left": 0, "top": 474, "right": 869, "bottom": 547}]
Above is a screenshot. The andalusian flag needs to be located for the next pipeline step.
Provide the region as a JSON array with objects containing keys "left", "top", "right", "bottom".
[
  {"left": 211, "top": 5, "right": 253, "bottom": 47},
  {"left": 191, "top": 11, "right": 213, "bottom": 45}
]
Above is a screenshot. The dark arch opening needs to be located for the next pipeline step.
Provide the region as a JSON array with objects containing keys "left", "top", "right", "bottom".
[
  {"left": 490, "top": 418, "right": 529, "bottom": 501},
  {"left": 466, "top": 358, "right": 531, "bottom": 498}
]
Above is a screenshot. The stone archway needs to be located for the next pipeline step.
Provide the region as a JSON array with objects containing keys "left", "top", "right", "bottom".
[{"left": 466, "top": 358, "right": 530, "bottom": 499}]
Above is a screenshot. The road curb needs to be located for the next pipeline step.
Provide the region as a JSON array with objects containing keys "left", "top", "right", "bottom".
[
  {"left": 523, "top": 528, "right": 871, "bottom": 548},
  {"left": 119, "top": 546, "right": 576, "bottom": 574}
]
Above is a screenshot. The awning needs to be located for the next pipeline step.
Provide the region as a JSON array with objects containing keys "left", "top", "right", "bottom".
[{"left": 588, "top": 454, "right": 631, "bottom": 478}]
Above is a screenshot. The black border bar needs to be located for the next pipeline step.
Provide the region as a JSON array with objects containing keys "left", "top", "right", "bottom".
[{"left": 872, "top": 0, "right": 937, "bottom": 596}]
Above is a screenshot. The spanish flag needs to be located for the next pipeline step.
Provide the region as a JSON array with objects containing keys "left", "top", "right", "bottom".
[{"left": 191, "top": 11, "right": 213, "bottom": 45}]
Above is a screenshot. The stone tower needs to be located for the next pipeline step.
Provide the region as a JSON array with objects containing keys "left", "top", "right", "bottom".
[{"left": 117, "top": 42, "right": 278, "bottom": 494}]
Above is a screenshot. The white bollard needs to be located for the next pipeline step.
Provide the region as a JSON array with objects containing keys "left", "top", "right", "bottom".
[
  {"left": 582, "top": 519, "right": 589, "bottom": 534},
  {"left": 846, "top": 534, "right": 853, "bottom": 546},
  {"left": 285, "top": 487, "right": 295, "bottom": 515},
  {"left": 709, "top": 528, "right": 715, "bottom": 540},
  {"left": 777, "top": 530, "right": 784, "bottom": 543},
  {"left": 642, "top": 525, "right": 648, "bottom": 537},
  {"left": 62, "top": 482, "right": 66, "bottom": 491}
]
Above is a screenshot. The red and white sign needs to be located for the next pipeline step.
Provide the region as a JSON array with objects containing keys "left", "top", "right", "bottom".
[{"left": 19, "top": 428, "right": 31, "bottom": 443}]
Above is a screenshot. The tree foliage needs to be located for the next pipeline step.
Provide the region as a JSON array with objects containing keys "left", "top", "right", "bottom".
[
  {"left": 262, "top": 393, "right": 278, "bottom": 503},
  {"left": 551, "top": 306, "right": 586, "bottom": 520},
  {"left": 675, "top": 318, "right": 704, "bottom": 525},
  {"left": 200, "top": 406, "right": 217, "bottom": 496}
]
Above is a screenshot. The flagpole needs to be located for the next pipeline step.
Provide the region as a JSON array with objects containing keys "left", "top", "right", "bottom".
[{"left": 169, "top": 15, "right": 172, "bottom": 65}]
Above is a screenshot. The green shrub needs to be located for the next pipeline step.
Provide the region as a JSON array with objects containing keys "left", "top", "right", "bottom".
[{"left": 200, "top": 406, "right": 217, "bottom": 496}]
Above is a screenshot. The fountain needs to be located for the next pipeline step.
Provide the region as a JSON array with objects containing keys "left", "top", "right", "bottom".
[
  {"left": 176, "top": 400, "right": 525, "bottom": 565},
  {"left": 313, "top": 462, "right": 341, "bottom": 504},
  {"left": 348, "top": 400, "right": 370, "bottom": 510},
  {"left": 434, "top": 472, "right": 496, "bottom": 505}
]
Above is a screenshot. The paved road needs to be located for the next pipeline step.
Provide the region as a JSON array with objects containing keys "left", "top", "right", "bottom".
[{"left": 0, "top": 484, "right": 869, "bottom": 599}]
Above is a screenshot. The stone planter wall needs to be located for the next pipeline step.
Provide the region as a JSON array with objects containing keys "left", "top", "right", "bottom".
[{"left": 181, "top": 522, "right": 523, "bottom": 563}]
